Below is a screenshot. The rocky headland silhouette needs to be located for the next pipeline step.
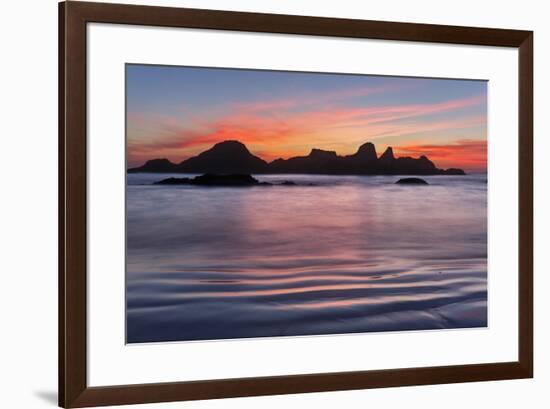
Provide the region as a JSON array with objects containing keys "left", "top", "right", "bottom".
[{"left": 128, "top": 140, "right": 465, "bottom": 176}]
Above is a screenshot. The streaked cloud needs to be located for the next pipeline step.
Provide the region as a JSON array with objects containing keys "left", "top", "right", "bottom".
[{"left": 126, "top": 67, "right": 487, "bottom": 170}]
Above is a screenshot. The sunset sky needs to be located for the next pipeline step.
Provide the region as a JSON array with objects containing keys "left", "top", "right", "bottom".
[{"left": 127, "top": 64, "right": 487, "bottom": 171}]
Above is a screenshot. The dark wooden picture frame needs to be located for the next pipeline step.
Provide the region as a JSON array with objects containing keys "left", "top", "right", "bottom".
[{"left": 59, "top": 1, "right": 533, "bottom": 407}]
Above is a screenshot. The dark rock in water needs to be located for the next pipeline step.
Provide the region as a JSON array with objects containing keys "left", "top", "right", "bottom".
[
  {"left": 308, "top": 148, "right": 338, "bottom": 160},
  {"left": 395, "top": 177, "right": 429, "bottom": 185},
  {"left": 176, "top": 141, "right": 268, "bottom": 174},
  {"left": 280, "top": 180, "right": 296, "bottom": 186},
  {"left": 153, "top": 174, "right": 310, "bottom": 187},
  {"left": 379, "top": 146, "right": 395, "bottom": 162},
  {"left": 269, "top": 148, "right": 346, "bottom": 174},
  {"left": 154, "top": 177, "right": 193, "bottom": 185},
  {"left": 128, "top": 158, "right": 177, "bottom": 173},
  {"left": 354, "top": 142, "right": 378, "bottom": 162},
  {"left": 129, "top": 141, "right": 267, "bottom": 174},
  {"left": 193, "top": 174, "right": 260, "bottom": 186},
  {"left": 155, "top": 174, "right": 261, "bottom": 186},
  {"left": 442, "top": 168, "right": 466, "bottom": 175},
  {"left": 343, "top": 142, "right": 378, "bottom": 173}
]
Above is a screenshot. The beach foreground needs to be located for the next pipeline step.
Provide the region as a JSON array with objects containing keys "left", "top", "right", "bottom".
[{"left": 126, "top": 173, "right": 487, "bottom": 343}]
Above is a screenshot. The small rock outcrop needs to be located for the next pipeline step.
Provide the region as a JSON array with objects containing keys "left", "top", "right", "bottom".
[
  {"left": 395, "top": 177, "right": 429, "bottom": 185},
  {"left": 128, "top": 158, "right": 177, "bottom": 173},
  {"left": 155, "top": 174, "right": 261, "bottom": 187},
  {"left": 153, "top": 174, "right": 312, "bottom": 187}
]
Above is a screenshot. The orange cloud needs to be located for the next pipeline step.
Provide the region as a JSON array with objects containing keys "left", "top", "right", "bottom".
[{"left": 127, "top": 92, "right": 486, "bottom": 167}]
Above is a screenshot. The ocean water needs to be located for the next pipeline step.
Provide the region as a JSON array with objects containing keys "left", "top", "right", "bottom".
[{"left": 126, "top": 173, "right": 487, "bottom": 343}]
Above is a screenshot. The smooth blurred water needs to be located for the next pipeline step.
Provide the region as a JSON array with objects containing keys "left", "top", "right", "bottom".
[{"left": 126, "top": 173, "right": 487, "bottom": 343}]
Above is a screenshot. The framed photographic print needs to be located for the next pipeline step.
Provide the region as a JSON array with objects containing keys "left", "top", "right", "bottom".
[{"left": 59, "top": 1, "right": 533, "bottom": 407}]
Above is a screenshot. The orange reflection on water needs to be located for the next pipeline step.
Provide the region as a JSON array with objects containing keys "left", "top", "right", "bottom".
[{"left": 167, "top": 277, "right": 483, "bottom": 300}]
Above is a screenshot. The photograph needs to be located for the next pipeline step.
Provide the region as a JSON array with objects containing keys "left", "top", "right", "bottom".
[
  {"left": 0, "top": 0, "right": 541, "bottom": 407},
  {"left": 126, "top": 64, "right": 488, "bottom": 343}
]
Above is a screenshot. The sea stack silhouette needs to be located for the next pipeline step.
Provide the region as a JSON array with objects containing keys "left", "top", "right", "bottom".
[
  {"left": 128, "top": 140, "right": 465, "bottom": 176},
  {"left": 176, "top": 140, "right": 268, "bottom": 174}
]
